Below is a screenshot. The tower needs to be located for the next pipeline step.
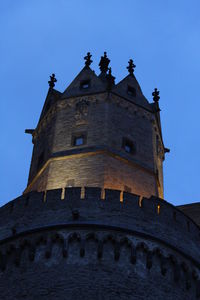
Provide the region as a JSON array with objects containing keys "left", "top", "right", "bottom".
[
  {"left": 0, "top": 53, "right": 200, "bottom": 300},
  {"left": 25, "top": 53, "right": 168, "bottom": 198}
]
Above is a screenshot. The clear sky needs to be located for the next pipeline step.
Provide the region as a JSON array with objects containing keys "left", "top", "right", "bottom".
[{"left": 1, "top": 0, "right": 200, "bottom": 206}]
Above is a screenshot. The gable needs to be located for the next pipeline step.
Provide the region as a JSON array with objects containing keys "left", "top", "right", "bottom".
[
  {"left": 113, "top": 75, "right": 151, "bottom": 110},
  {"left": 62, "top": 67, "right": 107, "bottom": 99}
]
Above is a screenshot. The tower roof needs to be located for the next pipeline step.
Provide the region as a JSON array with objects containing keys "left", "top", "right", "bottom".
[
  {"left": 112, "top": 74, "right": 151, "bottom": 110},
  {"left": 25, "top": 53, "right": 168, "bottom": 201},
  {"left": 61, "top": 55, "right": 152, "bottom": 111},
  {"left": 62, "top": 66, "right": 107, "bottom": 99},
  {"left": 38, "top": 87, "right": 61, "bottom": 123},
  {"left": 61, "top": 67, "right": 152, "bottom": 111}
]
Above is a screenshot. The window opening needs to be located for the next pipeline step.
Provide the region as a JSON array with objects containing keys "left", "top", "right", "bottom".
[
  {"left": 72, "top": 133, "right": 87, "bottom": 146},
  {"left": 122, "top": 138, "right": 135, "bottom": 154},
  {"left": 75, "top": 136, "right": 84, "bottom": 146},
  {"left": 127, "top": 85, "right": 136, "bottom": 97},
  {"left": 80, "top": 80, "right": 90, "bottom": 89}
]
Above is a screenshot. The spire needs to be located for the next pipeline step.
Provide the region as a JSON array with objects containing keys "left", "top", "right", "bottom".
[
  {"left": 48, "top": 73, "right": 57, "bottom": 89},
  {"left": 84, "top": 52, "right": 93, "bottom": 68},
  {"left": 127, "top": 59, "right": 136, "bottom": 76},
  {"left": 99, "top": 52, "right": 110, "bottom": 74},
  {"left": 152, "top": 88, "right": 160, "bottom": 103}
]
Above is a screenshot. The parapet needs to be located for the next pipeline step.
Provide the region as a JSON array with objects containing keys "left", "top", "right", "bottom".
[
  {"left": 0, "top": 187, "right": 199, "bottom": 267},
  {"left": 0, "top": 187, "right": 200, "bottom": 299}
]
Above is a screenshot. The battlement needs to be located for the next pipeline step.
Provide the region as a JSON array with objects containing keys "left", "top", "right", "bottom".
[
  {"left": 0, "top": 187, "right": 200, "bottom": 267},
  {"left": 2, "top": 55, "right": 195, "bottom": 299}
]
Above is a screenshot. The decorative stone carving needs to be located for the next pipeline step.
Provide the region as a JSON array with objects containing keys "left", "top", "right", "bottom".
[
  {"left": 48, "top": 73, "right": 57, "bottom": 89},
  {"left": 127, "top": 59, "right": 136, "bottom": 76},
  {"left": 75, "top": 99, "right": 90, "bottom": 125},
  {"left": 84, "top": 52, "right": 93, "bottom": 68}
]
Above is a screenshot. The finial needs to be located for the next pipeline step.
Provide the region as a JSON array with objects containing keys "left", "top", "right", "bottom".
[
  {"left": 152, "top": 88, "right": 160, "bottom": 102},
  {"left": 84, "top": 52, "right": 93, "bottom": 67},
  {"left": 99, "top": 51, "right": 110, "bottom": 73},
  {"left": 106, "top": 67, "right": 115, "bottom": 90},
  {"left": 48, "top": 73, "right": 57, "bottom": 89},
  {"left": 108, "top": 67, "right": 112, "bottom": 77},
  {"left": 127, "top": 59, "right": 136, "bottom": 76}
]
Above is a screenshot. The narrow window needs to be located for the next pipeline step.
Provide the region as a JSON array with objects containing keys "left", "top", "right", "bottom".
[
  {"left": 80, "top": 79, "right": 90, "bottom": 89},
  {"left": 72, "top": 133, "right": 87, "bottom": 146},
  {"left": 127, "top": 85, "right": 136, "bottom": 97},
  {"left": 74, "top": 136, "right": 84, "bottom": 146},
  {"left": 122, "top": 138, "right": 135, "bottom": 154}
]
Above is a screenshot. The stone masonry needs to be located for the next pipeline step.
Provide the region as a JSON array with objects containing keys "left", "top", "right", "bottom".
[
  {"left": 0, "top": 188, "right": 200, "bottom": 299},
  {"left": 25, "top": 57, "right": 166, "bottom": 199},
  {"left": 1, "top": 53, "right": 199, "bottom": 299}
]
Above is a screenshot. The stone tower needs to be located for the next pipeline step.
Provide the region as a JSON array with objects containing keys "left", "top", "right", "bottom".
[
  {"left": 25, "top": 53, "right": 168, "bottom": 198},
  {"left": 1, "top": 53, "right": 200, "bottom": 300}
]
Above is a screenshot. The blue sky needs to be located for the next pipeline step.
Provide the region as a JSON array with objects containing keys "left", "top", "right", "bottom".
[{"left": 1, "top": 0, "right": 200, "bottom": 206}]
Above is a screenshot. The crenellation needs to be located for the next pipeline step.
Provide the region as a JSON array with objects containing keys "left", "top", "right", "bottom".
[
  {"left": 46, "top": 188, "right": 62, "bottom": 202},
  {"left": 2, "top": 54, "right": 198, "bottom": 299},
  {"left": 122, "top": 191, "right": 140, "bottom": 203},
  {"left": 105, "top": 188, "right": 121, "bottom": 202},
  {"left": 0, "top": 188, "right": 200, "bottom": 270},
  {"left": 65, "top": 187, "right": 81, "bottom": 200},
  {"left": 1, "top": 188, "right": 200, "bottom": 244},
  {"left": 85, "top": 187, "right": 101, "bottom": 200},
  {"left": 1, "top": 188, "right": 200, "bottom": 240}
]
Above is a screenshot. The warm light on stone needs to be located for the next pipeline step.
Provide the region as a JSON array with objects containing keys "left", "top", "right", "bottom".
[{"left": 1, "top": 54, "right": 199, "bottom": 300}]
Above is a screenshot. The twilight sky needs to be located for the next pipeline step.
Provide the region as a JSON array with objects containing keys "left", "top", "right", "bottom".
[{"left": 1, "top": 0, "right": 200, "bottom": 206}]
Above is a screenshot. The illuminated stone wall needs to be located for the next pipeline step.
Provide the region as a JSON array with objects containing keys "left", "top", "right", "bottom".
[
  {"left": 28, "top": 153, "right": 156, "bottom": 198},
  {"left": 26, "top": 91, "right": 164, "bottom": 198}
]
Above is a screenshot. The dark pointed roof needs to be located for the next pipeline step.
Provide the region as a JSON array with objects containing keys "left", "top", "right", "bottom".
[
  {"left": 112, "top": 74, "right": 151, "bottom": 110},
  {"left": 62, "top": 66, "right": 107, "bottom": 99},
  {"left": 61, "top": 65, "right": 151, "bottom": 111},
  {"left": 61, "top": 53, "right": 152, "bottom": 110},
  {"left": 39, "top": 88, "right": 61, "bottom": 123}
]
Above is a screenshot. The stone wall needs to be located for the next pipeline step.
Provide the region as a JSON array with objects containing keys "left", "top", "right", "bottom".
[
  {"left": 178, "top": 203, "right": 200, "bottom": 227},
  {"left": 27, "top": 152, "right": 157, "bottom": 198},
  {"left": 26, "top": 92, "right": 164, "bottom": 198},
  {"left": 0, "top": 188, "right": 200, "bottom": 299}
]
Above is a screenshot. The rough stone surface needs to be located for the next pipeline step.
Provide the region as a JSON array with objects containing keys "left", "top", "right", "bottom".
[
  {"left": 27, "top": 92, "right": 164, "bottom": 198},
  {"left": 0, "top": 188, "right": 200, "bottom": 299},
  {"left": 8, "top": 61, "right": 197, "bottom": 299},
  {"left": 178, "top": 203, "right": 200, "bottom": 227}
]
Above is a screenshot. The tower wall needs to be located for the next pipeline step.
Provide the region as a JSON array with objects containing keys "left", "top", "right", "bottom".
[
  {"left": 0, "top": 188, "right": 200, "bottom": 299},
  {"left": 4, "top": 56, "right": 187, "bottom": 299},
  {"left": 26, "top": 92, "right": 164, "bottom": 198},
  {"left": 28, "top": 107, "right": 57, "bottom": 184},
  {"left": 27, "top": 154, "right": 157, "bottom": 198}
]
